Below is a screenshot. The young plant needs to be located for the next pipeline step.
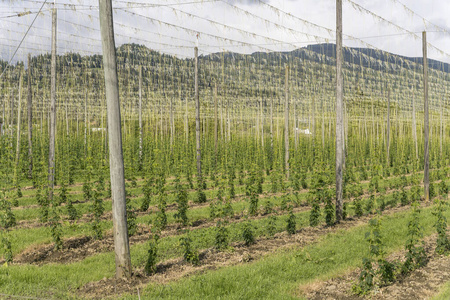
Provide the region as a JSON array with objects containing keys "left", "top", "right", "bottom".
[
  {"left": 180, "top": 232, "right": 199, "bottom": 265},
  {"left": 127, "top": 197, "right": 137, "bottom": 236},
  {"left": 241, "top": 220, "right": 256, "bottom": 246},
  {"left": 215, "top": 220, "right": 229, "bottom": 251},
  {"left": 174, "top": 174, "right": 189, "bottom": 226},
  {"left": 324, "top": 190, "right": 335, "bottom": 226},
  {"left": 402, "top": 201, "right": 427, "bottom": 274},
  {"left": 433, "top": 198, "right": 450, "bottom": 254},
  {"left": 286, "top": 206, "right": 296, "bottom": 234},
  {"left": 145, "top": 232, "right": 159, "bottom": 275},
  {"left": 140, "top": 177, "right": 153, "bottom": 212}
]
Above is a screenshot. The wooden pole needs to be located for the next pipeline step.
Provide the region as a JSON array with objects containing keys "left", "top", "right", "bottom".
[
  {"left": 284, "top": 66, "right": 290, "bottom": 179},
  {"left": 335, "top": 0, "right": 344, "bottom": 222},
  {"left": 195, "top": 46, "right": 202, "bottom": 182},
  {"left": 48, "top": 6, "right": 57, "bottom": 200},
  {"left": 423, "top": 31, "right": 430, "bottom": 201},
  {"left": 15, "top": 71, "right": 23, "bottom": 179},
  {"left": 99, "top": 0, "right": 132, "bottom": 279},
  {"left": 412, "top": 91, "right": 418, "bottom": 160},
  {"left": 27, "top": 54, "right": 33, "bottom": 180},
  {"left": 214, "top": 82, "right": 218, "bottom": 164},
  {"left": 139, "top": 66, "right": 143, "bottom": 168},
  {"left": 386, "top": 88, "right": 390, "bottom": 165},
  {"left": 270, "top": 95, "right": 273, "bottom": 156}
]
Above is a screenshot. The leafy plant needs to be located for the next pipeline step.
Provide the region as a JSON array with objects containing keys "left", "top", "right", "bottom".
[
  {"left": 402, "top": 201, "right": 427, "bottom": 274},
  {"left": 433, "top": 198, "right": 450, "bottom": 254},
  {"left": 180, "top": 233, "right": 199, "bottom": 265},
  {"left": 242, "top": 220, "right": 256, "bottom": 246},
  {"left": 215, "top": 220, "right": 229, "bottom": 251},
  {"left": 286, "top": 207, "right": 296, "bottom": 234},
  {"left": 145, "top": 233, "right": 159, "bottom": 275}
]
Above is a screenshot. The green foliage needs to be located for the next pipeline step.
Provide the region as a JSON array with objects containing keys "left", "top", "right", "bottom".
[
  {"left": 180, "top": 233, "right": 199, "bottom": 265},
  {"left": 215, "top": 220, "right": 229, "bottom": 251},
  {"left": 365, "top": 194, "right": 375, "bottom": 215},
  {"left": 263, "top": 199, "right": 274, "bottom": 215},
  {"left": 402, "top": 201, "right": 427, "bottom": 274},
  {"left": 354, "top": 197, "right": 363, "bottom": 217},
  {"left": 174, "top": 175, "right": 189, "bottom": 226},
  {"left": 66, "top": 198, "right": 78, "bottom": 221},
  {"left": 439, "top": 180, "right": 449, "bottom": 196},
  {"left": 1, "top": 233, "right": 12, "bottom": 264},
  {"left": 309, "top": 199, "right": 320, "bottom": 227},
  {"left": 433, "top": 198, "right": 450, "bottom": 255},
  {"left": 0, "top": 191, "right": 16, "bottom": 229},
  {"left": 195, "top": 189, "right": 207, "bottom": 204},
  {"left": 36, "top": 187, "right": 49, "bottom": 223},
  {"left": 242, "top": 221, "right": 256, "bottom": 246},
  {"left": 266, "top": 215, "right": 277, "bottom": 237},
  {"left": 248, "top": 193, "right": 259, "bottom": 216},
  {"left": 324, "top": 191, "right": 334, "bottom": 226},
  {"left": 343, "top": 202, "right": 348, "bottom": 220},
  {"left": 49, "top": 206, "right": 63, "bottom": 250},
  {"left": 400, "top": 188, "right": 409, "bottom": 206},
  {"left": 141, "top": 177, "right": 153, "bottom": 212},
  {"left": 155, "top": 173, "right": 167, "bottom": 231},
  {"left": 126, "top": 197, "right": 137, "bottom": 236},
  {"left": 90, "top": 189, "right": 104, "bottom": 240},
  {"left": 145, "top": 233, "right": 159, "bottom": 275},
  {"left": 429, "top": 183, "right": 436, "bottom": 200},
  {"left": 354, "top": 217, "right": 395, "bottom": 295},
  {"left": 353, "top": 258, "right": 375, "bottom": 295},
  {"left": 286, "top": 207, "right": 296, "bottom": 235}
]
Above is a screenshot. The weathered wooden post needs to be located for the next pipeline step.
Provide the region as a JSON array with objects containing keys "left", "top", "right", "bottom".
[
  {"left": 98, "top": 0, "right": 132, "bottom": 279},
  {"left": 423, "top": 31, "right": 430, "bottom": 201},
  {"left": 335, "top": 0, "right": 344, "bottom": 222}
]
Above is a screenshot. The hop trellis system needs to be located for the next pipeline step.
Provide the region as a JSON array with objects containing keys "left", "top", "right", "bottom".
[{"left": 1, "top": 0, "right": 450, "bottom": 298}]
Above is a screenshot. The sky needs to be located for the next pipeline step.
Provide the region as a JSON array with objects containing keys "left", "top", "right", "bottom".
[{"left": 0, "top": 0, "right": 449, "bottom": 64}]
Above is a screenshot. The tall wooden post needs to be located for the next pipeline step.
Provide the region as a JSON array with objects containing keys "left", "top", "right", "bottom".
[
  {"left": 195, "top": 46, "right": 202, "bottom": 182},
  {"left": 27, "top": 54, "right": 33, "bottom": 179},
  {"left": 386, "top": 88, "right": 390, "bottom": 165},
  {"left": 440, "top": 92, "right": 443, "bottom": 158},
  {"left": 48, "top": 6, "right": 57, "bottom": 200},
  {"left": 284, "top": 66, "right": 290, "bottom": 179},
  {"left": 335, "top": 0, "right": 344, "bottom": 222},
  {"left": 412, "top": 91, "right": 418, "bottom": 160},
  {"left": 15, "top": 71, "right": 23, "bottom": 179},
  {"left": 214, "top": 82, "right": 218, "bottom": 163},
  {"left": 185, "top": 92, "right": 188, "bottom": 144},
  {"left": 423, "top": 31, "right": 430, "bottom": 201},
  {"left": 270, "top": 96, "right": 273, "bottom": 156},
  {"left": 138, "top": 66, "right": 143, "bottom": 168},
  {"left": 99, "top": 0, "right": 132, "bottom": 279},
  {"left": 261, "top": 95, "right": 264, "bottom": 148}
]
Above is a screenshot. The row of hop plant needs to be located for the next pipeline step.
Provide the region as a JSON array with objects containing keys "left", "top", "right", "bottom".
[{"left": 353, "top": 182, "right": 450, "bottom": 295}]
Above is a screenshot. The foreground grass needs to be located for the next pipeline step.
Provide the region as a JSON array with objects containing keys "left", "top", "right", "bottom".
[
  {"left": 433, "top": 281, "right": 450, "bottom": 300},
  {"left": 0, "top": 201, "right": 447, "bottom": 299}
]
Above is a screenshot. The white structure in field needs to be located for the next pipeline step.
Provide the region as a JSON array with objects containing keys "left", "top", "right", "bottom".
[
  {"left": 91, "top": 127, "right": 106, "bottom": 132},
  {"left": 296, "top": 128, "right": 312, "bottom": 135}
]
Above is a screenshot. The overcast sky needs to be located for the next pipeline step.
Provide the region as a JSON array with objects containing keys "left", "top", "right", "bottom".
[{"left": 0, "top": 0, "right": 449, "bottom": 64}]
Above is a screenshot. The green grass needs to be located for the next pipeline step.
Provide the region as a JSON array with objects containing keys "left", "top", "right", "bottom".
[{"left": 432, "top": 281, "right": 450, "bottom": 300}]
